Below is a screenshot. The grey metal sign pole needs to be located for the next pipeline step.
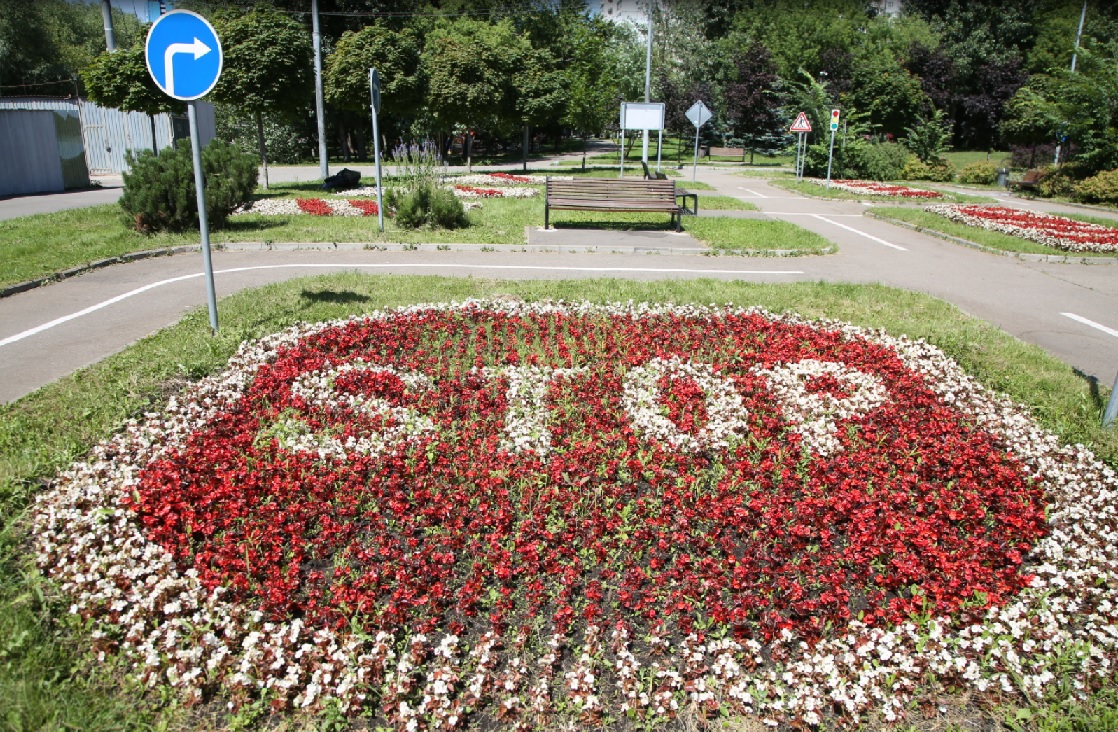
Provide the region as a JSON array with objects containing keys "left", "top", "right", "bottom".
[
  {"left": 692, "top": 123, "right": 700, "bottom": 182},
  {"left": 145, "top": 10, "right": 222, "bottom": 335},
  {"left": 369, "top": 68, "right": 385, "bottom": 232},
  {"left": 312, "top": 0, "right": 328, "bottom": 180},
  {"left": 798, "top": 133, "right": 806, "bottom": 180},
  {"left": 1105, "top": 372, "right": 1118, "bottom": 428},
  {"left": 189, "top": 101, "right": 219, "bottom": 334},
  {"left": 826, "top": 128, "right": 836, "bottom": 187}
]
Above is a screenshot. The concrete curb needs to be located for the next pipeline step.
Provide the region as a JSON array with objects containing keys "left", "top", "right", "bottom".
[
  {"left": 0, "top": 245, "right": 201, "bottom": 298},
  {"left": 864, "top": 211, "right": 1118, "bottom": 265}
]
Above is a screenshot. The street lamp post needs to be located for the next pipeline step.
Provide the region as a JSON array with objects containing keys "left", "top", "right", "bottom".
[
  {"left": 1055, "top": 1, "right": 1088, "bottom": 166},
  {"left": 642, "top": 0, "right": 654, "bottom": 165},
  {"left": 312, "top": 0, "right": 329, "bottom": 180}
]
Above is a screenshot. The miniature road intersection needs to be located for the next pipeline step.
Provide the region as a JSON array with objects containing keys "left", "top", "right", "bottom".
[{"left": 1, "top": 167, "right": 1116, "bottom": 404}]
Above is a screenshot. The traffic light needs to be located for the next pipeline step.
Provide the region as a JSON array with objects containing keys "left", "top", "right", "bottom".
[{"left": 830, "top": 109, "right": 841, "bottom": 131}]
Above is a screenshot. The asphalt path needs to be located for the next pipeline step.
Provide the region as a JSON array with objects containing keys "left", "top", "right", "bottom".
[{"left": 2, "top": 165, "right": 1117, "bottom": 404}]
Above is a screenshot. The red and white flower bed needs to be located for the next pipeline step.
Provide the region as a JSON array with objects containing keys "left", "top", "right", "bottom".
[
  {"left": 31, "top": 300, "right": 1118, "bottom": 728},
  {"left": 815, "top": 179, "right": 943, "bottom": 199},
  {"left": 449, "top": 175, "right": 542, "bottom": 199},
  {"left": 925, "top": 204, "right": 1118, "bottom": 254},
  {"left": 235, "top": 198, "right": 387, "bottom": 217}
]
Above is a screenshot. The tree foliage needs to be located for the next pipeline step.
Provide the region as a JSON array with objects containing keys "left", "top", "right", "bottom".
[
  {"left": 421, "top": 18, "right": 530, "bottom": 135},
  {"left": 1, "top": 0, "right": 143, "bottom": 93},
  {"left": 324, "top": 24, "right": 423, "bottom": 118},
  {"left": 211, "top": 6, "right": 313, "bottom": 121},
  {"left": 82, "top": 45, "right": 183, "bottom": 116}
]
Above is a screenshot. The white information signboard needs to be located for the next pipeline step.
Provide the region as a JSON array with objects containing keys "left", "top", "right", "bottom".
[
  {"left": 620, "top": 102, "right": 665, "bottom": 131},
  {"left": 619, "top": 102, "right": 666, "bottom": 177}
]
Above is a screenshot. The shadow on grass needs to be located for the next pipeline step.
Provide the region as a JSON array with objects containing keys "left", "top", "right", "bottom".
[
  {"left": 219, "top": 218, "right": 288, "bottom": 233},
  {"left": 1076, "top": 368, "right": 1107, "bottom": 414},
  {"left": 254, "top": 182, "right": 335, "bottom": 197},
  {"left": 300, "top": 289, "right": 371, "bottom": 305}
]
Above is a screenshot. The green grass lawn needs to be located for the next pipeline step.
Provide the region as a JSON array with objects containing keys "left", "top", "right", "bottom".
[
  {"left": 943, "top": 150, "right": 1013, "bottom": 169},
  {"left": 0, "top": 181, "right": 805, "bottom": 290},
  {"left": 1, "top": 274, "right": 1116, "bottom": 731},
  {"left": 870, "top": 206, "right": 1118, "bottom": 258}
]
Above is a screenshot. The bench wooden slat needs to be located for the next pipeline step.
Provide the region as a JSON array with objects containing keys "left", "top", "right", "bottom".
[
  {"left": 544, "top": 176, "right": 685, "bottom": 231},
  {"left": 1009, "top": 169, "right": 1044, "bottom": 191}
]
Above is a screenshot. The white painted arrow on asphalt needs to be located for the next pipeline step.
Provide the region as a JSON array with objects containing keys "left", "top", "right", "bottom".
[{"left": 163, "top": 37, "right": 212, "bottom": 97}]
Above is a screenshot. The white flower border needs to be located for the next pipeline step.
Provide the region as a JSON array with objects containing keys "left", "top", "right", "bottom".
[{"left": 29, "top": 300, "right": 1118, "bottom": 727}]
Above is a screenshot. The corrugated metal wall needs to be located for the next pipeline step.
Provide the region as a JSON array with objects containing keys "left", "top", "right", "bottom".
[
  {"left": 77, "top": 101, "right": 176, "bottom": 174},
  {"left": 0, "top": 98, "right": 216, "bottom": 179},
  {"left": 0, "top": 110, "right": 66, "bottom": 196}
]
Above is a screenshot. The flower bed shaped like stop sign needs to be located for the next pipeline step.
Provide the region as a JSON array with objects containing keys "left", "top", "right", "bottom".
[{"left": 32, "top": 301, "right": 1118, "bottom": 727}]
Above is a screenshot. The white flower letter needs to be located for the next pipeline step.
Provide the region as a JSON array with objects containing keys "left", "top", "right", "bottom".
[
  {"left": 276, "top": 362, "right": 434, "bottom": 458},
  {"left": 622, "top": 357, "right": 748, "bottom": 452},
  {"left": 753, "top": 359, "right": 889, "bottom": 456},
  {"left": 484, "top": 365, "right": 586, "bottom": 456}
]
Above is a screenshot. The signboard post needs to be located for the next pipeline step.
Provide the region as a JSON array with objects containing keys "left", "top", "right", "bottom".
[
  {"left": 369, "top": 68, "right": 385, "bottom": 232},
  {"left": 619, "top": 102, "right": 665, "bottom": 178},
  {"left": 685, "top": 101, "right": 713, "bottom": 182},
  {"left": 145, "top": 9, "right": 223, "bottom": 334},
  {"left": 789, "top": 111, "right": 812, "bottom": 181},
  {"left": 826, "top": 109, "right": 840, "bottom": 187}
]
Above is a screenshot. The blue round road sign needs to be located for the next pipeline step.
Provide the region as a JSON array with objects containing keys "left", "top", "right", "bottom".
[{"left": 145, "top": 10, "right": 223, "bottom": 101}]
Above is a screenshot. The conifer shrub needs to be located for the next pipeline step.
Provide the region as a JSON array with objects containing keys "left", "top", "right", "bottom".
[{"left": 120, "top": 140, "right": 258, "bottom": 233}]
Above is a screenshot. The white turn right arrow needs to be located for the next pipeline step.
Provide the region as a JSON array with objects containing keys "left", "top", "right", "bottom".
[{"left": 163, "top": 37, "right": 212, "bottom": 97}]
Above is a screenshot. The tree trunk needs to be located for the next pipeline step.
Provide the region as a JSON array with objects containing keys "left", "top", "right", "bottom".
[
  {"left": 337, "top": 118, "right": 348, "bottom": 163},
  {"left": 257, "top": 112, "right": 269, "bottom": 190},
  {"left": 150, "top": 114, "right": 158, "bottom": 156},
  {"left": 355, "top": 123, "right": 366, "bottom": 162}
]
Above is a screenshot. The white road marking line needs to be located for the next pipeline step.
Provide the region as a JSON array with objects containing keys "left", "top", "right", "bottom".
[
  {"left": 810, "top": 214, "right": 907, "bottom": 251},
  {"left": 0, "top": 272, "right": 203, "bottom": 347},
  {"left": 737, "top": 187, "right": 769, "bottom": 198},
  {"left": 1062, "top": 312, "right": 1118, "bottom": 339},
  {"left": 765, "top": 212, "right": 862, "bottom": 217},
  {"left": 0, "top": 263, "right": 805, "bottom": 348}
]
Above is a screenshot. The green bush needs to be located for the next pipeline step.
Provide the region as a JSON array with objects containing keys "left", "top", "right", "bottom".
[
  {"left": 901, "top": 156, "right": 955, "bottom": 182},
  {"left": 901, "top": 157, "right": 932, "bottom": 180},
  {"left": 1037, "top": 165, "right": 1079, "bottom": 198},
  {"left": 1074, "top": 169, "right": 1118, "bottom": 205},
  {"left": 119, "top": 140, "right": 258, "bottom": 233},
  {"left": 394, "top": 184, "right": 468, "bottom": 230},
  {"left": 844, "top": 141, "right": 910, "bottom": 181},
  {"left": 958, "top": 160, "right": 998, "bottom": 185}
]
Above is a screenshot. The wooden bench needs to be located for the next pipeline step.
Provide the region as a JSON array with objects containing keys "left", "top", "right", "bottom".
[
  {"left": 640, "top": 160, "right": 667, "bottom": 180},
  {"left": 705, "top": 146, "right": 746, "bottom": 160},
  {"left": 1009, "top": 169, "right": 1044, "bottom": 192},
  {"left": 545, "top": 177, "right": 685, "bottom": 231}
]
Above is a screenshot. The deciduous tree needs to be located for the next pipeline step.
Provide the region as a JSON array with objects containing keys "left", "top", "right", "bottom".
[{"left": 211, "top": 6, "right": 313, "bottom": 188}]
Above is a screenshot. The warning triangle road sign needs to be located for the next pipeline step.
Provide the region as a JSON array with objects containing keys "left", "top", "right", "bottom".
[{"left": 789, "top": 112, "right": 812, "bottom": 133}]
